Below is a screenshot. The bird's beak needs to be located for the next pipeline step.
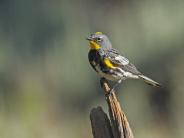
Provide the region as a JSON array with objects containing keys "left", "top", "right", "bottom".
[{"left": 86, "top": 36, "right": 93, "bottom": 41}]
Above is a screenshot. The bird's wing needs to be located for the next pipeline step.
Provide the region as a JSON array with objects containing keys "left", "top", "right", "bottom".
[
  {"left": 106, "top": 49, "right": 129, "bottom": 65},
  {"left": 106, "top": 49, "right": 141, "bottom": 75}
]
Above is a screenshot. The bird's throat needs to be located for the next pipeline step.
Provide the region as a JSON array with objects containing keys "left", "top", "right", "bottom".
[{"left": 89, "top": 41, "right": 101, "bottom": 50}]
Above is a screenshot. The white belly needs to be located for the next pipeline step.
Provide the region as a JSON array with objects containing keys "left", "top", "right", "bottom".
[
  {"left": 95, "top": 65, "right": 124, "bottom": 81},
  {"left": 94, "top": 65, "right": 138, "bottom": 81}
]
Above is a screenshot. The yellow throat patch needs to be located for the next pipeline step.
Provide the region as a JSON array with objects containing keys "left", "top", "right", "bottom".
[{"left": 89, "top": 41, "right": 101, "bottom": 50}]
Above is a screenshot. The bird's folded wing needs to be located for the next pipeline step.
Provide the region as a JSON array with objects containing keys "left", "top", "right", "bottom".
[
  {"left": 106, "top": 49, "right": 141, "bottom": 75},
  {"left": 106, "top": 49, "right": 129, "bottom": 65}
]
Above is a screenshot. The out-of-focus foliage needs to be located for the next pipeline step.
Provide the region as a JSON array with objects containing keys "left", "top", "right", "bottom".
[{"left": 0, "top": 0, "right": 184, "bottom": 138}]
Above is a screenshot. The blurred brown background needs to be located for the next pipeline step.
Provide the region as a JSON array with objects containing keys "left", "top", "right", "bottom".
[{"left": 0, "top": 0, "right": 184, "bottom": 138}]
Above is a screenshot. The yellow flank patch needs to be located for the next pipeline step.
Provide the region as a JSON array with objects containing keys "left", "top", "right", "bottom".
[
  {"left": 104, "top": 58, "right": 117, "bottom": 69},
  {"left": 95, "top": 32, "right": 103, "bottom": 35},
  {"left": 90, "top": 41, "right": 101, "bottom": 50}
]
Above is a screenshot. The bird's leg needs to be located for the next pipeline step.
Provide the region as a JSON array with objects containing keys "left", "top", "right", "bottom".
[{"left": 108, "top": 79, "right": 122, "bottom": 96}]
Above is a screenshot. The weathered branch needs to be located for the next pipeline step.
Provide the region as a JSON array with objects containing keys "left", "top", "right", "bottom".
[
  {"left": 90, "top": 107, "right": 113, "bottom": 138},
  {"left": 90, "top": 78, "right": 134, "bottom": 138}
]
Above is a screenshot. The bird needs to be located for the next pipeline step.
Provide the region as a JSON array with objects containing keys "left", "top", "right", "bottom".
[{"left": 87, "top": 32, "right": 161, "bottom": 93}]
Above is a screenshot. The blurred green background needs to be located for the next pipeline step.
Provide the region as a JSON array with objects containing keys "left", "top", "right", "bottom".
[{"left": 0, "top": 0, "right": 184, "bottom": 138}]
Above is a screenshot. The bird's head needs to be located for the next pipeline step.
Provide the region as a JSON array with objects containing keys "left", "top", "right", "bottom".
[{"left": 86, "top": 32, "right": 112, "bottom": 50}]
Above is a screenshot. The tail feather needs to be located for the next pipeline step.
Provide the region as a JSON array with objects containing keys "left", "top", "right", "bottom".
[{"left": 138, "top": 75, "right": 161, "bottom": 87}]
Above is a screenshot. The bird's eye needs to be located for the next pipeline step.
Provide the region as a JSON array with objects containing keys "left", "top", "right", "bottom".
[{"left": 96, "top": 37, "right": 102, "bottom": 42}]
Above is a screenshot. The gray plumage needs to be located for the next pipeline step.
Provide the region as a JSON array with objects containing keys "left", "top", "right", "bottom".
[{"left": 87, "top": 32, "right": 161, "bottom": 87}]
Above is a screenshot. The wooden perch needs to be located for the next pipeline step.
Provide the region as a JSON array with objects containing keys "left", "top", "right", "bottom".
[
  {"left": 90, "top": 107, "right": 113, "bottom": 138},
  {"left": 90, "top": 78, "right": 134, "bottom": 138}
]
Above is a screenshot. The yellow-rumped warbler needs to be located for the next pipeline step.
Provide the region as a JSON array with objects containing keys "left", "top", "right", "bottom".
[{"left": 87, "top": 32, "right": 161, "bottom": 92}]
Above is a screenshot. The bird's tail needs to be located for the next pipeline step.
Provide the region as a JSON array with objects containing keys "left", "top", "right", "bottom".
[{"left": 138, "top": 75, "right": 161, "bottom": 87}]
